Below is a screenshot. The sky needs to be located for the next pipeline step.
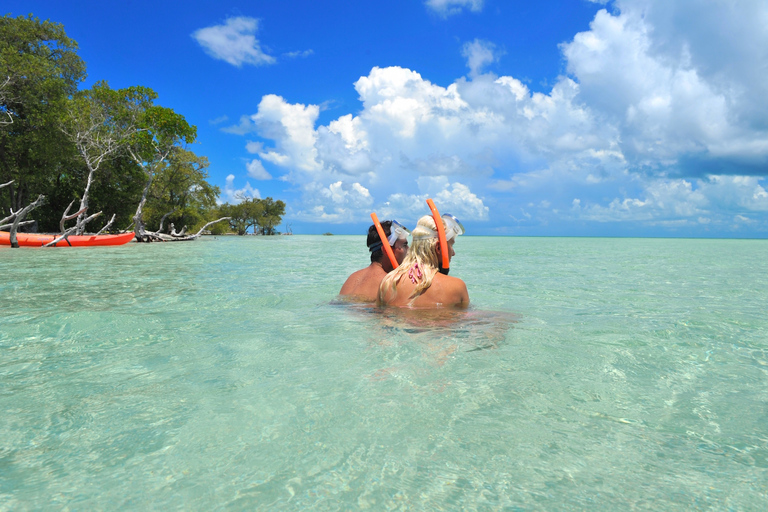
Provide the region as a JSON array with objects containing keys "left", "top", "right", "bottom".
[{"left": 6, "top": 0, "right": 768, "bottom": 237}]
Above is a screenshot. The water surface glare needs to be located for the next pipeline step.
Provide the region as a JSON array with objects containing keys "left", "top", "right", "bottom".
[{"left": 1, "top": 236, "right": 767, "bottom": 510}]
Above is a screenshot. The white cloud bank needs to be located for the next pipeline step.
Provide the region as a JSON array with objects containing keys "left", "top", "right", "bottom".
[
  {"left": 225, "top": 0, "right": 768, "bottom": 233},
  {"left": 192, "top": 17, "right": 275, "bottom": 67}
]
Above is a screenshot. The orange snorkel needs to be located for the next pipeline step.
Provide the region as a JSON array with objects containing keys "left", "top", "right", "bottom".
[
  {"left": 370, "top": 212, "right": 399, "bottom": 270},
  {"left": 426, "top": 198, "right": 450, "bottom": 273}
]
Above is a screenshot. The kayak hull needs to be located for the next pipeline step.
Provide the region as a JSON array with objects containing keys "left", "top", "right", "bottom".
[{"left": 0, "top": 231, "right": 136, "bottom": 247}]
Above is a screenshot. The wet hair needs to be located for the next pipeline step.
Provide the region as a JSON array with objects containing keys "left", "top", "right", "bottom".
[
  {"left": 367, "top": 220, "right": 392, "bottom": 263},
  {"left": 378, "top": 215, "right": 444, "bottom": 305}
]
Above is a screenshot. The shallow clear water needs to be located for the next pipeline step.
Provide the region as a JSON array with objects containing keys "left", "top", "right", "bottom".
[{"left": 1, "top": 236, "right": 767, "bottom": 510}]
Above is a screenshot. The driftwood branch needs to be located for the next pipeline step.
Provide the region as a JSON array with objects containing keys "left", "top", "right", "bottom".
[
  {"left": 0, "top": 180, "right": 13, "bottom": 190},
  {"left": 127, "top": 139, "right": 175, "bottom": 241},
  {"left": 43, "top": 211, "right": 103, "bottom": 247},
  {"left": 170, "top": 224, "right": 187, "bottom": 237},
  {"left": 158, "top": 210, "right": 175, "bottom": 233},
  {"left": 0, "top": 219, "right": 34, "bottom": 230},
  {"left": 8, "top": 195, "right": 45, "bottom": 248},
  {"left": 60, "top": 200, "right": 87, "bottom": 233},
  {"left": 137, "top": 217, "right": 230, "bottom": 242},
  {"left": 95, "top": 214, "right": 116, "bottom": 235},
  {"left": 189, "top": 217, "right": 230, "bottom": 239}
]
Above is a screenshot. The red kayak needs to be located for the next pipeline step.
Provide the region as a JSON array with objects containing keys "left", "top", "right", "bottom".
[{"left": 0, "top": 231, "right": 135, "bottom": 247}]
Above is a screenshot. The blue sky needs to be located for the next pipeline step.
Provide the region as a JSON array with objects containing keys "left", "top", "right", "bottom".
[{"left": 7, "top": 0, "right": 768, "bottom": 236}]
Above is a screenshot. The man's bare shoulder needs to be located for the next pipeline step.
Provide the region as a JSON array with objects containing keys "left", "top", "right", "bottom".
[
  {"left": 339, "top": 265, "right": 387, "bottom": 298},
  {"left": 339, "top": 268, "right": 367, "bottom": 295}
]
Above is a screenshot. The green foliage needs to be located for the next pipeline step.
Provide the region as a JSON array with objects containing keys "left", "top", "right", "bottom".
[
  {"left": 63, "top": 82, "right": 156, "bottom": 164},
  {"left": 0, "top": 14, "right": 86, "bottom": 213},
  {"left": 218, "top": 197, "right": 286, "bottom": 235},
  {"left": 255, "top": 197, "right": 286, "bottom": 235},
  {"left": 32, "top": 152, "right": 146, "bottom": 232},
  {"left": 129, "top": 105, "right": 196, "bottom": 167},
  {"left": 143, "top": 148, "right": 220, "bottom": 232}
]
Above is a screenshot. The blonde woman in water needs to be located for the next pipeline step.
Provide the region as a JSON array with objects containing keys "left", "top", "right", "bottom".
[{"left": 378, "top": 214, "right": 469, "bottom": 308}]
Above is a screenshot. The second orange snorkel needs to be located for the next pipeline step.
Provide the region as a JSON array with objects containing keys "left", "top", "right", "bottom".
[
  {"left": 426, "top": 198, "right": 450, "bottom": 273},
  {"left": 370, "top": 212, "right": 399, "bottom": 269}
]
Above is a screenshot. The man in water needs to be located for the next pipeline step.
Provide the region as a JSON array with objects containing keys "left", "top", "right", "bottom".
[
  {"left": 339, "top": 220, "right": 410, "bottom": 302},
  {"left": 378, "top": 214, "right": 468, "bottom": 308}
]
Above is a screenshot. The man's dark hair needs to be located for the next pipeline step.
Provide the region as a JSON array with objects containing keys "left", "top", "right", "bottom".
[{"left": 367, "top": 220, "right": 392, "bottom": 263}]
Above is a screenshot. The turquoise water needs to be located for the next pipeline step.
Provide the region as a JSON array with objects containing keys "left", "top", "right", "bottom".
[{"left": 1, "top": 236, "right": 767, "bottom": 510}]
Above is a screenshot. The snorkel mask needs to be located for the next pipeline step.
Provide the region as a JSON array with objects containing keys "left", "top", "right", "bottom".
[
  {"left": 425, "top": 199, "right": 465, "bottom": 275},
  {"left": 387, "top": 220, "right": 410, "bottom": 246},
  {"left": 441, "top": 213, "right": 465, "bottom": 242},
  {"left": 369, "top": 213, "right": 410, "bottom": 269}
]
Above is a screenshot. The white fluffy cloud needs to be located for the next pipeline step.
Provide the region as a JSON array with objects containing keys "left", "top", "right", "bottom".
[
  {"left": 382, "top": 179, "right": 489, "bottom": 221},
  {"left": 220, "top": 174, "right": 261, "bottom": 204},
  {"left": 425, "top": 0, "right": 484, "bottom": 17},
  {"left": 192, "top": 17, "right": 275, "bottom": 67},
  {"left": 462, "top": 39, "right": 502, "bottom": 77},
  {"left": 251, "top": 95, "right": 321, "bottom": 173},
  {"left": 293, "top": 181, "right": 374, "bottom": 223},
  {"left": 246, "top": 159, "right": 272, "bottom": 180}
]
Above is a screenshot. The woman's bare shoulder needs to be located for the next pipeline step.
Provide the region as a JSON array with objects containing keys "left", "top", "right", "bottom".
[{"left": 416, "top": 274, "right": 469, "bottom": 307}]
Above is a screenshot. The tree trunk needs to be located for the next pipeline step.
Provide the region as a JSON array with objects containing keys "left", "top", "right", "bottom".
[
  {"left": 74, "top": 162, "right": 98, "bottom": 235},
  {"left": 8, "top": 194, "right": 45, "bottom": 248},
  {"left": 95, "top": 214, "right": 116, "bottom": 235},
  {"left": 133, "top": 173, "right": 154, "bottom": 240}
]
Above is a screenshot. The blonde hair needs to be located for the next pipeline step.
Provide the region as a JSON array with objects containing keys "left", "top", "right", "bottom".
[{"left": 378, "top": 215, "right": 444, "bottom": 305}]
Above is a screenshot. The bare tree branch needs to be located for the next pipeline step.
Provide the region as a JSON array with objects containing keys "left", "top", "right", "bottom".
[
  {"left": 170, "top": 224, "right": 187, "bottom": 237},
  {"left": 43, "top": 211, "right": 103, "bottom": 247},
  {"left": 157, "top": 210, "right": 176, "bottom": 233},
  {"left": 8, "top": 195, "right": 45, "bottom": 248},
  {"left": 131, "top": 166, "right": 155, "bottom": 239},
  {"left": 137, "top": 217, "right": 230, "bottom": 242},
  {"left": 59, "top": 200, "right": 87, "bottom": 233},
  {"left": 95, "top": 214, "right": 116, "bottom": 235},
  {"left": 61, "top": 88, "right": 141, "bottom": 235},
  {"left": 0, "top": 219, "right": 34, "bottom": 230},
  {"left": 188, "top": 217, "right": 230, "bottom": 239},
  {"left": 0, "top": 180, "right": 13, "bottom": 190}
]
